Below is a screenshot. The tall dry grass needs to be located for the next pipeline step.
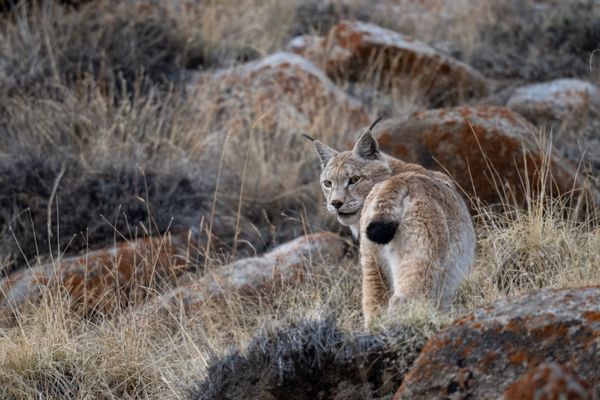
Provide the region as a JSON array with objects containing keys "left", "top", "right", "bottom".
[{"left": 459, "top": 133, "right": 600, "bottom": 308}]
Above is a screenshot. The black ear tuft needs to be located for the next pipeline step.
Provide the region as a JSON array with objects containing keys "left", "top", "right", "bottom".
[
  {"left": 301, "top": 133, "right": 315, "bottom": 142},
  {"left": 366, "top": 220, "right": 399, "bottom": 244},
  {"left": 368, "top": 115, "right": 385, "bottom": 131}
]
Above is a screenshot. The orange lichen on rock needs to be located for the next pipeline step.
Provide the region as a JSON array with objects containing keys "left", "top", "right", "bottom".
[
  {"left": 0, "top": 232, "right": 191, "bottom": 325},
  {"left": 372, "top": 107, "right": 590, "bottom": 207},
  {"left": 500, "top": 362, "right": 594, "bottom": 400},
  {"left": 395, "top": 287, "right": 600, "bottom": 399},
  {"left": 583, "top": 311, "right": 600, "bottom": 322}
]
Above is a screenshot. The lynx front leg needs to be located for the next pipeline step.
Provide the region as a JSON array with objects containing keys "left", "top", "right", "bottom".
[{"left": 361, "top": 252, "right": 389, "bottom": 329}]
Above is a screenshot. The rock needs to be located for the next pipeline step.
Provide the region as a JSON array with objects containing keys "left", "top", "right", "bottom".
[
  {"left": 372, "top": 106, "right": 588, "bottom": 206},
  {"left": 188, "top": 52, "right": 369, "bottom": 133},
  {"left": 288, "top": 20, "right": 489, "bottom": 104},
  {"left": 507, "top": 79, "right": 600, "bottom": 124},
  {"left": 0, "top": 233, "right": 191, "bottom": 325},
  {"left": 499, "top": 362, "right": 594, "bottom": 400},
  {"left": 395, "top": 287, "right": 600, "bottom": 399},
  {"left": 159, "top": 232, "right": 348, "bottom": 311}
]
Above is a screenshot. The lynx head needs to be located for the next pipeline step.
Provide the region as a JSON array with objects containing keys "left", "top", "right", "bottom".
[{"left": 306, "top": 118, "right": 392, "bottom": 227}]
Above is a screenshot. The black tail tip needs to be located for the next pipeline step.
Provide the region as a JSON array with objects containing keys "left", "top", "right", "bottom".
[{"left": 366, "top": 220, "right": 399, "bottom": 245}]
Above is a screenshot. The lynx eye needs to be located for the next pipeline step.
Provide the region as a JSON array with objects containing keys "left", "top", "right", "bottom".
[
  {"left": 323, "top": 180, "right": 332, "bottom": 188},
  {"left": 349, "top": 176, "right": 361, "bottom": 185}
]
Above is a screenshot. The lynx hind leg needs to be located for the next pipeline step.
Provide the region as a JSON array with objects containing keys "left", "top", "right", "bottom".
[
  {"left": 388, "top": 254, "right": 434, "bottom": 310},
  {"left": 360, "top": 248, "right": 389, "bottom": 328},
  {"left": 433, "top": 220, "right": 475, "bottom": 311},
  {"left": 384, "top": 218, "right": 443, "bottom": 311}
]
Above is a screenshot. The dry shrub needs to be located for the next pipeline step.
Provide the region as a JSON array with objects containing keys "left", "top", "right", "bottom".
[
  {"left": 290, "top": 1, "right": 359, "bottom": 37},
  {"left": 0, "top": 0, "right": 283, "bottom": 95},
  {"left": 189, "top": 319, "right": 425, "bottom": 400},
  {"left": 176, "top": 247, "right": 445, "bottom": 400},
  {"left": 0, "top": 155, "right": 213, "bottom": 272},
  {"left": 361, "top": 1, "right": 600, "bottom": 84},
  {"left": 195, "top": 0, "right": 297, "bottom": 57}
]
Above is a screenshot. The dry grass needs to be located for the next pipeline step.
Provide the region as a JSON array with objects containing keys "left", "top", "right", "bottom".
[
  {"left": 1, "top": 0, "right": 599, "bottom": 398},
  {"left": 370, "top": 0, "right": 497, "bottom": 56},
  {"left": 0, "top": 295, "right": 185, "bottom": 398},
  {"left": 458, "top": 130, "right": 600, "bottom": 308},
  {"left": 0, "top": 254, "right": 364, "bottom": 398},
  {"left": 460, "top": 198, "right": 600, "bottom": 309},
  {"left": 4, "top": 187, "right": 596, "bottom": 398}
]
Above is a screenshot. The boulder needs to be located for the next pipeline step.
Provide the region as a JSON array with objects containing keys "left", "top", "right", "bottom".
[
  {"left": 188, "top": 52, "right": 369, "bottom": 133},
  {"left": 372, "top": 106, "right": 588, "bottom": 206},
  {"left": 0, "top": 232, "right": 191, "bottom": 325},
  {"left": 507, "top": 79, "right": 600, "bottom": 124},
  {"left": 288, "top": 20, "right": 489, "bottom": 104},
  {"left": 159, "top": 232, "right": 348, "bottom": 311},
  {"left": 499, "top": 362, "right": 593, "bottom": 400},
  {"left": 395, "top": 287, "right": 600, "bottom": 399}
]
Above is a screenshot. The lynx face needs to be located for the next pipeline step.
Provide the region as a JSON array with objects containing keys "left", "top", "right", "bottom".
[
  {"left": 309, "top": 126, "right": 392, "bottom": 228},
  {"left": 320, "top": 153, "right": 390, "bottom": 226}
]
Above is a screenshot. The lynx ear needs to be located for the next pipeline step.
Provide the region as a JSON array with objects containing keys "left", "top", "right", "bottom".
[
  {"left": 302, "top": 134, "right": 338, "bottom": 168},
  {"left": 313, "top": 140, "right": 339, "bottom": 168},
  {"left": 353, "top": 116, "right": 384, "bottom": 160},
  {"left": 353, "top": 130, "right": 380, "bottom": 160}
]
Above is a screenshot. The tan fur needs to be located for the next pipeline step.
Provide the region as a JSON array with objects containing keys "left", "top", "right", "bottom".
[{"left": 308, "top": 123, "right": 475, "bottom": 328}]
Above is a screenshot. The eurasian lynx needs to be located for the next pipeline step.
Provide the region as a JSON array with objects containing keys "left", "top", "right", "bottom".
[{"left": 306, "top": 119, "right": 475, "bottom": 327}]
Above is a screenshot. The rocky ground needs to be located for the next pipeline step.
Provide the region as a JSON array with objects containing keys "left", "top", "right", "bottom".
[{"left": 0, "top": 0, "right": 599, "bottom": 399}]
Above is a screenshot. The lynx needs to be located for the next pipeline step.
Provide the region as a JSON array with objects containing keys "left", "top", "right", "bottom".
[{"left": 306, "top": 119, "right": 475, "bottom": 327}]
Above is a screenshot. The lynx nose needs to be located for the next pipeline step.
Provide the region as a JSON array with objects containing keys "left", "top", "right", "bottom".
[{"left": 331, "top": 200, "right": 344, "bottom": 209}]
